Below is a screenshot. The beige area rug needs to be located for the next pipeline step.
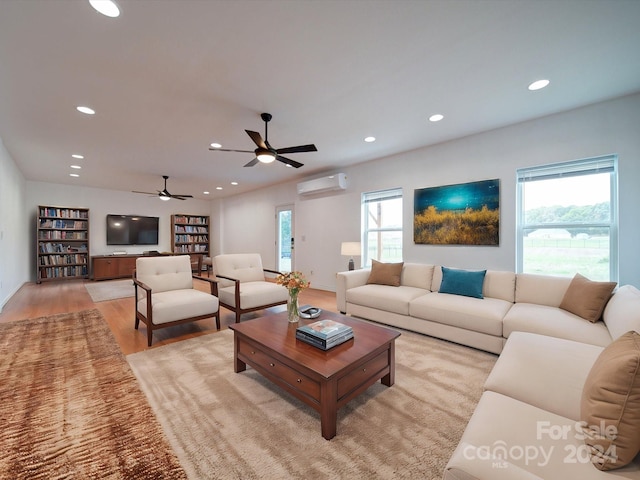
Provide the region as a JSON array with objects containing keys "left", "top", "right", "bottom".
[
  {"left": 84, "top": 279, "right": 135, "bottom": 302},
  {"left": 0, "top": 309, "right": 187, "bottom": 479},
  {"left": 128, "top": 326, "right": 497, "bottom": 480}
]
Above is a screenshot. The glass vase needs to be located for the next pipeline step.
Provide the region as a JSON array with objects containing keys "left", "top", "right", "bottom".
[{"left": 287, "top": 292, "right": 300, "bottom": 323}]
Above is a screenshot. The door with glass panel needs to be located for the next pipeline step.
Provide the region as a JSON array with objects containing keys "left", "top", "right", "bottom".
[{"left": 276, "top": 205, "right": 294, "bottom": 272}]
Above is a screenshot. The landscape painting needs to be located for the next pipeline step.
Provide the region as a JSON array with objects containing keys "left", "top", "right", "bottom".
[{"left": 414, "top": 179, "right": 500, "bottom": 245}]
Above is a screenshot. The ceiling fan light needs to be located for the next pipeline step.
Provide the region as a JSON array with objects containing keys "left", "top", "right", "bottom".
[
  {"left": 159, "top": 195, "right": 170, "bottom": 201},
  {"left": 256, "top": 149, "right": 275, "bottom": 163}
]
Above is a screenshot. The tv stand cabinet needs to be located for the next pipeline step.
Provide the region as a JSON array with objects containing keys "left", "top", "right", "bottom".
[{"left": 92, "top": 254, "right": 141, "bottom": 281}]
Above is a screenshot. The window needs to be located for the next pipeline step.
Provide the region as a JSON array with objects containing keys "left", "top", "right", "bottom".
[
  {"left": 516, "top": 155, "right": 618, "bottom": 281},
  {"left": 362, "top": 188, "right": 403, "bottom": 266}
]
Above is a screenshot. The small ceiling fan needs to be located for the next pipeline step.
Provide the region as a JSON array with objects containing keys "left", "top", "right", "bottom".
[
  {"left": 209, "top": 112, "right": 317, "bottom": 168},
  {"left": 132, "top": 175, "right": 193, "bottom": 201}
]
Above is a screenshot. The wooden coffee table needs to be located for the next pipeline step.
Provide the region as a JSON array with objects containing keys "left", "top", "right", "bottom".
[{"left": 228, "top": 311, "right": 400, "bottom": 440}]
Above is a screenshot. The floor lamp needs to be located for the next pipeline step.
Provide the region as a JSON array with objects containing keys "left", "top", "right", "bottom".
[{"left": 341, "top": 242, "right": 361, "bottom": 271}]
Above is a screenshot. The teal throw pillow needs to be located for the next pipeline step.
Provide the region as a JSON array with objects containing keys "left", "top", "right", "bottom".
[{"left": 439, "top": 266, "right": 486, "bottom": 299}]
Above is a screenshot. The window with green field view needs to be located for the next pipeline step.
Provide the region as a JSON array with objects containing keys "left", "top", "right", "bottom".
[
  {"left": 516, "top": 155, "right": 618, "bottom": 282},
  {"left": 362, "top": 188, "right": 403, "bottom": 266}
]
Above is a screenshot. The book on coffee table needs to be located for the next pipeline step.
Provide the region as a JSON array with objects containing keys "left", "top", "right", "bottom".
[
  {"left": 296, "top": 329, "right": 354, "bottom": 350},
  {"left": 296, "top": 319, "right": 354, "bottom": 350},
  {"left": 297, "top": 319, "right": 353, "bottom": 340}
]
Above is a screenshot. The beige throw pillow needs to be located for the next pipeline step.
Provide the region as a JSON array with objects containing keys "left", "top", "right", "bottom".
[
  {"left": 559, "top": 273, "right": 616, "bottom": 323},
  {"left": 366, "top": 260, "right": 404, "bottom": 287},
  {"left": 580, "top": 331, "right": 640, "bottom": 470}
]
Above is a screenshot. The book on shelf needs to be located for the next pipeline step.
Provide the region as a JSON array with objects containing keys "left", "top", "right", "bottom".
[
  {"left": 296, "top": 319, "right": 353, "bottom": 340},
  {"left": 295, "top": 330, "right": 354, "bottom": 350}
]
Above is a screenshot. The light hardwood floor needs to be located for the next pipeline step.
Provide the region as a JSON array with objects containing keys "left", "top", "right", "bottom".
[{"left": 0, "top": 277, "right": 338, "bottom": 355}]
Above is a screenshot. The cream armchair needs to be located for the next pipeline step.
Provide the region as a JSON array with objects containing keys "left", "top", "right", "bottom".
[
  {"left": 133, "top": 255, "right": 220, "bottom": 346},
  {"left": 214, "top": 253, "right": 289, "bottom": 323}
]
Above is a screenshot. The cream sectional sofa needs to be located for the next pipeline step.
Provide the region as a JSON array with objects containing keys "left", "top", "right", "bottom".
[
  {"left": 336, "top": 263, "right": 623, "bottom": 354},
  {"left": 336, "top": 264, "right": 640, "bottom": 478}
]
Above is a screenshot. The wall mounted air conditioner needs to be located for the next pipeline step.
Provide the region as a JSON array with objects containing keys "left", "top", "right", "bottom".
[{"left": 297, "top": 173, "right": 347, "bottom": 195}]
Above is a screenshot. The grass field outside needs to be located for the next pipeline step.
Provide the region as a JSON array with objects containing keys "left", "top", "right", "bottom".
[{"left": 523, "top": 236, "right": 610, "bottom": 280}]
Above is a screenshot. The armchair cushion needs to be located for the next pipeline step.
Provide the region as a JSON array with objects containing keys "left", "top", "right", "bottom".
[
  {"left": 214, "top": 253, "right": 266, "bottom": 286},
  {"left": 137, "top": 289, "right": 219, "bottom": 325},
  {"left": 218, "top": 281, "right": 289, "bottom": 310},
  {"left": 136, "top": 255, "right": 193, "bottom": 294}
]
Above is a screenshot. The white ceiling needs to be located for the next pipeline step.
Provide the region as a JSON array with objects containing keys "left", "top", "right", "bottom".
[{"left": 1, "top": 0, "right": 639, "bottom": 200}]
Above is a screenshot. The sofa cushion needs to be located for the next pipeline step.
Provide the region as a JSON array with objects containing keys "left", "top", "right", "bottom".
[
  {"left": 603, "top": 285, "right": 640, "bottom": 340},
  {"left": 445, "top": 391, "right": 640, "bottom": 479},
  {"left": 401, "top": 263, "right": 435, "bottom": 290},
  {"left": 503, "top": 303, "right": 612, "bottom": 347},
  {"left": 432, "top": 268, "right": 516, "bottom": 302},
  {"left": 410, "top": 293, "right": 510, "bottom": 336},
  {"left": 367, "top": 260, "right": 404, "bottom": 286},
  {"left": 439, "top": 267, "right": 487, "bottom": 299},
  {"left": 514, "top": 273, "right": 572, "bottom": 307},
  {"left": 347, "top": 284, "right": 428, "bottom": 316},
  {"left": 485, "top": 332, "right": 603, "bottom": 421},
  {"left": 581, "top": 331, "right": 640, "bottom": 471},
  {"left": 559, "top": 273, "right": 616, "bottom": 323}
]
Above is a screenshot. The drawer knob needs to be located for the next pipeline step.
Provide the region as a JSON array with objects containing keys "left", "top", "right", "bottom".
[
  {"left": 270, "top": 362, "right": 275, "bottom": 367},
  {"left": 296, "top": 378, "right": 302, "bottom": 383},
  {"left": 363, "top": 368, "right": 367, "bottom": 372},
  {"left": 251, "top": 351, "right": 255, "bottom": 355}
]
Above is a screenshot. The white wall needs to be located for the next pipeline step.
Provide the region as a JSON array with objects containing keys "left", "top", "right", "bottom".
[
  {"left": 26, "top": 182, "right": 212, "bottom": 282},
  {"left": 0, "top": 138, "right": 29, "bottom": 308},
  {"left": 217, "top": 93, "right": 640, "bottom": 291}
]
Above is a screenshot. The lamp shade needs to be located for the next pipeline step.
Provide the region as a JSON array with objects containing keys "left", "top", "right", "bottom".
[{"left": 341, "top": 242, "right": 361, "bottom": 256}]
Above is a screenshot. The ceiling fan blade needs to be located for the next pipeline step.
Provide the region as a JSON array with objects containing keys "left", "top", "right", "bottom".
[
  {"left": 171, "top": 196, "right": 188, "bottom": 200},
  {"left": 132, "top": 190, "right": 157, "bottom": 195},
  {"left": 276, "top": 144, "right": 318, "bottom": 154},
  {"left": 244, "top": 158, "right": 259, "bottom": 167},
  {"left": 276, "top": 155, "right": 303, "bottom": 168},
  {"left": 171, "top": 194, "right": 193, "bottom": 198},
  {"left": 245, "top": 130, "right": 267, "bottom": 149},
  {"left": 209, "top": 147, "right": 254, "bottom": 153}
]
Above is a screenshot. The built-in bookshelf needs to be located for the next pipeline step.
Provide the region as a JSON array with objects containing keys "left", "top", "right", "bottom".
[
  {"left": 37, "top": 206, "right": 90, "bottom": 283},
  {"left": 171, "top": 214, "right": 210, "bottom": 255}
]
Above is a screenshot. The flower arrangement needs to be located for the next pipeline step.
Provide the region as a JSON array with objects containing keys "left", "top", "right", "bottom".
[
  {"left": 276, "top": 271, "right": 310, "bottom": 322},
  {"left": 276, "top": 271, "right": 310, "bottom": 295}
]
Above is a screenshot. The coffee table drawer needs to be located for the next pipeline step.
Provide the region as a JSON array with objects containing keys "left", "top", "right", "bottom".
[
  {"left": 238, "top": 339, "right": 320, "bottom": 401},
  {"left": 337, "top": 350, "right": 388, "bottom": 399}
]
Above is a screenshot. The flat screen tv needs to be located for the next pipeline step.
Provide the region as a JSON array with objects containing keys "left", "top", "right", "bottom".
[{"left": 106, "top": 214, "right": 159, "bottom": 245}]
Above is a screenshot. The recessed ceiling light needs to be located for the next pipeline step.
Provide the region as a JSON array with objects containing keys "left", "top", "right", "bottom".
[
  {"left": 528, "top": 79, "right": 550, "bottom": 91},
  {"left": 89, "top": 0, "right": 120, "bottom": 18},
  {"left": 203, "top": 191, "right": 210, "bottom": 195},
  {"left": 72, "top": 154, "right": 84, "bottom": 159},
  {"left": 76, "top": 106, "right": 95, "bottom": 115},
  {"left": 216, "top": 186, "right": 223, "bottom": 190},
  {"left": 364, "top": 136, "right": 376, "bottom": 143},
  {"left": 210, "top": 142, "right": 222, "bottom": 149},
  {"left": 429, "top": 114, "right": 444, "bottom": 122},
  {"left": 69, "top": 173, "right": 80, "bottom": 177},
  {"left": 70, "top": 165, "right": 81, "bottom": 169},
  {"left": 231, "top": 181, "right": 238, "bottom": 186}
]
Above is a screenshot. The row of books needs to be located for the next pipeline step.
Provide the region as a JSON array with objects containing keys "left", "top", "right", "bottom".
[
  {"left": 173, "top": 216, "right": 208, "bottom": 225},
  {"left": 39, "top": 254, "right": 88, "bottom": 266},
  {"left": 39, "top": 208, "right": 88, "bottom": 219},
  {"left": 174, "top": 226, "right": 208, "bottom": 234},
  {"left": 296, "top": 319, "right": 354, "bottom": 350},
  {"left": 38, "top": 231, "right": 87, "bottom": 240},
  {"left": 39, "top": 219, "right": 87, "bottom": 229},
  {"left": 39, "top": 242, "right": 88, "bottom": 253},
  {"left": 39, "top": 265, "right": 88, "bottom": 278},
  {"left": 174, "top": 235, "right": 209, "bottom": 243},
  {"left": 174, "top": 244, "right": 208, "bottom": 253}
]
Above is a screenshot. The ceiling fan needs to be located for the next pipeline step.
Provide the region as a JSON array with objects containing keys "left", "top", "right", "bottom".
[
  {"left": 132, "top": 175, "right": 193, "bottom": 201},
  {"left": 209, "top": 112, "right": 317, "bottom": 168}
]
